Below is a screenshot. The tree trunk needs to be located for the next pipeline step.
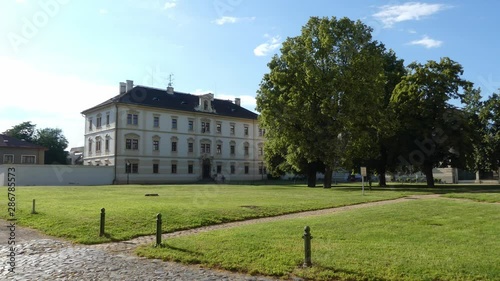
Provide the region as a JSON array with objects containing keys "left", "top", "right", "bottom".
[
  {"left": 323, "top": 166, "right": 332, "bottom": 188},
  {"left": 377, "top": 144, "right": 388, "bottom": 187},
  {"left": 307, "top": 162, "right": 317, "bottom": 187},
  {"left": 423, "top": 162, "right": 435, "bottom": 187}
]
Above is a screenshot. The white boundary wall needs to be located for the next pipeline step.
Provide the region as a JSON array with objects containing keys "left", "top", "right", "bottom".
[{"left": 0, "top": 165, "right": 114, "bottom": 186}]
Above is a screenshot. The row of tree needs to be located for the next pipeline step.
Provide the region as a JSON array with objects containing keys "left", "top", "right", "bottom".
[
  {"left": 3, "top": 121, "right": 69, "bottom": 164},
  {"left": 256, "top": 16, "right": 500, "bottom": 187}
]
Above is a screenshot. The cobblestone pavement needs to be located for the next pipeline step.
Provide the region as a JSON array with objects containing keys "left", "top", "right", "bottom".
[
  {"left": 0, "top": 239, "right": 279, "bottom": 281},
  {"left": 0, "top": 195, "right": 439, "bottom": 280}
]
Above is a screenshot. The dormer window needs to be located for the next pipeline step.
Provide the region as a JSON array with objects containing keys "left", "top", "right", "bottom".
[{"left": 195, "top": 93, "right": 216, "bottom": 113}]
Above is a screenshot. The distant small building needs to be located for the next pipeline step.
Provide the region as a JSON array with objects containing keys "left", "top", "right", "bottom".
[
  {"left": 68, "top": 146, "right": 84, "bottom": 165},
  {"left": 0, "top": 134, "right": 47, "bottom": 165}
]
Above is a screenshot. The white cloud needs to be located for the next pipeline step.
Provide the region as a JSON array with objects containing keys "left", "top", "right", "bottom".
[
  {"left": 409, "top": 35, "right": 443, "bottom": 48},
  {"left": 0, "top": 57, "right": 116, "bottom": 148},
  {"left": 253, "top": 35, "right": 281, "bottom": 57},
  {"left": 373, "top": 2, "right": 448, "bottom": 27},
  {"left": 213, "top": 16, "right": 255, "bottom": 25},
  {"left": 163, "top": 1, "right": 177, "bottom": 10},
  {"left": 99, "top": 9, "right": 108, "bottom": 14}
]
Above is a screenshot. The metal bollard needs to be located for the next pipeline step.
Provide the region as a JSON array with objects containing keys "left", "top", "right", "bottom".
[
  {"left": 156, "top": 213, "right": 162, "bottom": 246},
  {"left": 31, "top": 199, "right": 36, "bottom": 214},
  {"left": 99, "top": 208, "right": 105, "bottom": 237},
  {"left": 303, "top": 226, "right": 312, "bottom": 267}
]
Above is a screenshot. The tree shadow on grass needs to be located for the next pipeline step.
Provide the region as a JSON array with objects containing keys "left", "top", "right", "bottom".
[{"left": 324, "top": 184, "right": 500, "bottom": 195}]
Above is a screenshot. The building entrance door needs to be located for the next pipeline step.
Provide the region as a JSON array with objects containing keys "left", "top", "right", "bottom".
[{"left": 202, "top": 159, "right": 211, "bottom": 179}]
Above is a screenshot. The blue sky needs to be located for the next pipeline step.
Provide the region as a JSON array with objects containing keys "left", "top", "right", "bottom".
[{"left": 1, "top": 0, "right": 500, "bottom": 149}]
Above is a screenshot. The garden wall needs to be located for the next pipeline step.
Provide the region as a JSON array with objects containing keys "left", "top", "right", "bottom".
[{"left": 0, "top": 165, "right": 114, "bottom": 186}]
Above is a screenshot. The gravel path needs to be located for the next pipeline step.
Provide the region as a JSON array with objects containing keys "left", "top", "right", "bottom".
[{"left": 0, "top": 194, "right": 440, "bottom": 280}]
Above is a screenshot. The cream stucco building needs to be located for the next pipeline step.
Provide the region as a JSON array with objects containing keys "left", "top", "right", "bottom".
[{"left": 81, "top": 80, "right": 266, "bottom": 184}]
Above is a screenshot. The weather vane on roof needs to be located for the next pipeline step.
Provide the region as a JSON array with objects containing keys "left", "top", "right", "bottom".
[{"left": 168, "top": 73, "right": 174, "bottom": 87}]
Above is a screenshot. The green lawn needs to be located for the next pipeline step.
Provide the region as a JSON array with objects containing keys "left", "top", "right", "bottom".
[
  {"left": 137, "top": 198, "right": 500, "bottom": 281},
  {"left": 443, "top": 190, "right": 500, "bottom": 203},
  {"left": 0, "top": 184, "right": 426, "bottom": 244}
]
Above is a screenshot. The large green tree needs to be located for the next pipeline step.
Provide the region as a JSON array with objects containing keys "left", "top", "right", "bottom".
[
  {"left": 390, "top": 58, "right": 476, "bottom": 187},
  {"left": 256, "top": 16, "right": 386, "bottom": 187},
  {"left": 479, "top": 92, "right": 500, "bottom": 172},
  {"left": 34, "top": 128, "right": 69, "bottom": 164}
]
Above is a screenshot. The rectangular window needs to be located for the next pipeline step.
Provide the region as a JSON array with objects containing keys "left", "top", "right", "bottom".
[
  {"left": 172, "top": 118, "right": 177, "bottom": 129},
  {"left": 244, "top": 164, "right": 249, "bottom": 174},
  {"left": 259, "top": 128, "right": 263, "bottom": 136},
  {"left": 217, "top": 165, "right": 222, "bottom": 173},
  {"left": 188, "top": 142, "right": 194, "bottom": 153},
  {"left": 244, "top": 146, "right": 249, "bottom": 156},
  {"left": 171, "top": 164, "right": 177, "bottom": 174},
  {"left": 3, "top": 154, "right": 14, "bottom": 164},
  {"left": 230, "top": 145, "right": 235, "bottom": 155},
  {"left": 88, "top": 119, "right": 93, "bottom": 130},
  {"left": 127, "top": 114, "right": 138, "bottom": 125},
  {"left": 154, "top": 116, "right": 160, "bottom": 128},
  {"left": 171, "top": 141, "right": 177, "bottom": 152},
  {"left": 21, "top": 155, "right": 36, "bottom": 164},
  {"left": 230, "top": 124, "right": 235, "bottom": 135},
  {"left": 201, "top": 122, "right": 210, "bottom": 133},
  {"left": 216, "top": 123, "right": 222, "bottom": 133},
  {"left": 96, "top": 117, "right": 102, "bottom": 128},
  {"left": 126, "top": 139, "right": 139, "bottom": 150},
  {"left": 88, "top": 140, "right": 92, "bottom": 153},
  {"left": 217, "top": 144, "right": 222, "bottom": 154},
  {"left": 188, "top": 164, "right": 193, "bottom": 174},
  {"left": 105, "top": 139, "right": 110, "bottom": 151},
  {"left": 126, "top": 163, "right": 139, "bottom": 173},
  {"left": 201, "top": 143, "right": 210, "bottom": 153},
  {"left": 188, "top": 120, "right": 194, "bottom": 131},
  {"left": 96, "top": 140, "right": 102, "bottom": 152},
  {"left": 244, "top": 125, "right": 249, "bottom": 136},
  {"left": 106, "top": 114, "right": 110, "bottom": 126},
  {"left": 153, "top": 140, "right": 159, "bottom": 151},
  {"left": 230, "top": 164, "right": 235, "bottom": 174},
  {"left": 259, "top": 147, "right": 263, "bottom": 156},
  {"left": 153, "top": 163, "right": 159, "bottom": 174}
]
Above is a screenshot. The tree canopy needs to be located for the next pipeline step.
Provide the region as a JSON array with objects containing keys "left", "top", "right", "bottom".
[
  {"left": 256, "top": 16, "right": 491, "bottom": 188},
  {"left": 256, "top": 16, "right": 388, "bottom": 187}
]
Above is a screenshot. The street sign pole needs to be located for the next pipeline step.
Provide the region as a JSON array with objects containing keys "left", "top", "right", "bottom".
[{"left": 360, "top": 167, "right": 367, "bottom": 196}]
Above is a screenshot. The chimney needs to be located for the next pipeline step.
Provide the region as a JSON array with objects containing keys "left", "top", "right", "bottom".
[
  {"left": 234, "top": 98, "right": 241, "bottom": 106},
  {"left": 125, "top": 80, "right": 134, "bottom": 92},
  {"left": 167, "top": 85, "right": 174, "bottom": 95},
  {"left": 119, "top": 82, "right": 126, "bottom": 94}
]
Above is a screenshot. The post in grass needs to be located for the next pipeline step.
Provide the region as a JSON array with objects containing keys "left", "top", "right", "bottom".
[
  {"left": 99, "top": 208, "right": 105, "bottom": 237},
  {"left": 303, "top": 226, "right": 312, "bottom": 267},
  {"left": 155, "top": 213, "right": 162, "bottom": 247},
  {"left": 31, "top": 199, "right": 36, "bottom": 214}
]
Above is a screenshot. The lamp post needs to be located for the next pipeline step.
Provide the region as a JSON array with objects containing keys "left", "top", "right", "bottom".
[{"left": 126, "top": 161, "right": 131, "bottom": 184}]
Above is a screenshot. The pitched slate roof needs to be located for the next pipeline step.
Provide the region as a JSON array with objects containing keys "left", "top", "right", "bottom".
[
  {"left": 0, "top": 134, "right": 47, "bottom": 150},
  {"left": 82, "top": 86, "right": 258, "bottom": 120}
]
